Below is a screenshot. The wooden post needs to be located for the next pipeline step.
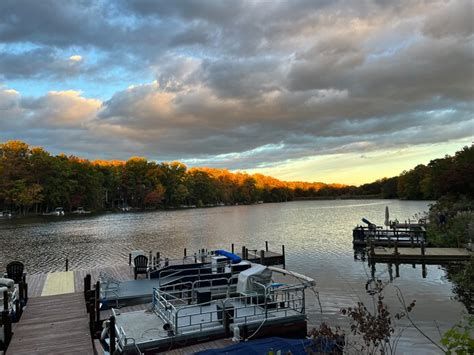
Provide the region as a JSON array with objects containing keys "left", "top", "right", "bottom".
[
  {"left": 66, "top": 257, "right": 69, "bottom": 271},
  {"left": 184, "top": 248, "right": 187, "bottom": 257},
  {"left": 156, "top": 252, "right": 160, "bottom": 265},
  {"left": 231, "top": 243, "right": 234, "bottom": 254},
  {"left": 109, "top": 315, "right": 116, "bottom": 354},
  {"left": 128, "top": 253, "right": 132, "bottom": 265},
  {"left": 24, "top": 282, "right": 28, "bottom": 303},
  {"left": 95, "top": 281, "right": 101, "bottom": 325},
  {"left": 15, "top": 298, "right": 21, "bottom": 319},
  {"left": 410, "top": 235, "right": 414, "bottom": 248},
  {"left": 395, "top": 263, "right": 400, "bottom": 278},
  {"left": 282, "top": 244, "right": 286, "bottom": 269},
  {"left": 242, "top": 246, "right": 246, "bottom": 260},
  {"left": 84, "top": 274, "right": 91, "bottom": 300},
  {"left": 88, "top": 303, "right": 95, "bottom": 336},
  {"left": 265, "top": 241, "right": 269, "bottom": 252},
  {"left": 260, "top": 250, "right": 265, "bottom": 265},
  {"left": 421, "top": 241, "right": 425, "bottom": 256},
  {"left": 19, "top": 281, "right": 24, "bottom": 303},
  {"left": 394, "top": 241, "right": 399, "bottom": 255},
  {"left": 2, "top": 308, "right": 11, "bottom": 347}
]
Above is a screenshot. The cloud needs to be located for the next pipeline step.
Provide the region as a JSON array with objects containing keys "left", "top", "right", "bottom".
[{"left": 0, "top": 0, "right": 472, "bottom": 182}]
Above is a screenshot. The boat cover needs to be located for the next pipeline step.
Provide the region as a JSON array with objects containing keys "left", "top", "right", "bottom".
[
  {"left": 195, "top": 336, "right": 341, "bottom": 355},
  {"left": 215, "top": 250, "right": 242, "bottom": 264},
  {"left": 236, "top": 264, "right": 272, "bottom": 295}
]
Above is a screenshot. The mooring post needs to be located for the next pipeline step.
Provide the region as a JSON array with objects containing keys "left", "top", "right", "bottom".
[
  {"left": 395, "top": 263, "right": 400, "bottom": 278},
  {"left": 15, "top": 298, "right": 21, "bottom": 319},
  {"left": 95, "top": 281, "right": 101, "bottom": 325},
  {"left": 394, "top": 241, "right": 399, "bottom": 256},
  {"left": 265, "top": 241, "right": 269, "bottom": 252},
  {"left": 410, "top": 235, "right": 414, "bottom": 248},
  {"left": 184, "top": 248, "right": 187, "bottom": 257},
  {"left": 282, "top": 244, "right": 286, "bottom": 268},
  {"left": 128, "top": 253, "right": 132, "bottom": 265},
  {"left": 88, "top": 303, "right": 95, "bottom": 335},
  {"left": 156, "top": 252, "right": 160, "bottom": 264},
  {"left": 242, "top": 246, "right": 246, "bottom": 260},
  {"left": 19, "top": 280, "right": 24, "bottom": 304},
  {"left": 260, "top": 250, "right": 265, "bottom": 265},
  {"left": 421, "top": 241, "right": 425, "bottom": 256},
  {"left": 2, "top": 308, "right": 11, "bottom": 347},
  {"left": 231, "top": 243, "right": 234, "bottom": 254},
  {"left": 109, "top": 315, "right": 116, "bottom": 354},
  {"left": 84, "top": 274, "right": 91, "bottom": 299}
]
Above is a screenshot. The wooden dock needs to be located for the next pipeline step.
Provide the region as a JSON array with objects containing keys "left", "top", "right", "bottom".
[
  {"left": 7, "top": 292, "right": 93, "bottom": 355},
  {"left": 369, "top": 247, "right": 472, "bottom": 263}
]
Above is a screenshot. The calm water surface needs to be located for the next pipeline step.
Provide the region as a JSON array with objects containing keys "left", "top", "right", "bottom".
[{"left": 0, "top": 200, "right": 466, "bottom": 353}]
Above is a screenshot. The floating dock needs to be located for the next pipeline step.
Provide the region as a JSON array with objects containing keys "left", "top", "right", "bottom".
[{"left": 368, "top": 246, "right": 472, "bottom": 264}]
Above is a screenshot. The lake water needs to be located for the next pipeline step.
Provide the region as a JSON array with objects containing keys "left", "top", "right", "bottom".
[{"left": 0, "top": 199, "right": 466, "bottom": 353}]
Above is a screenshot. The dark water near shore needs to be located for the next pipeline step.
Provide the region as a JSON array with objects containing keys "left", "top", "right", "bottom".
[{"left": 0, "top": 199, "right": 467, "bottom": 353}]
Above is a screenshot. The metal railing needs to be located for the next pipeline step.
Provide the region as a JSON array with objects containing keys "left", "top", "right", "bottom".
[{"left": 152, "top": 281, "right": 307, "bottom": 335}]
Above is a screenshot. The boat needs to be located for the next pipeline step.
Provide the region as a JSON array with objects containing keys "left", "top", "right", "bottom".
[
  {"left": 72, "top": 207, "right": 91, "bottom": 214},
  {"left": 100, "top": 264, "right": 316, "bottom": 354},
  {"left": 99, "top": 250, "right": 252, "bottom": 308},
  {"left": 0, "top": 211, "right": 12, "bottom": 218},
  {"left": 42, "top": 207, "right": 65, "bottom": 216}
]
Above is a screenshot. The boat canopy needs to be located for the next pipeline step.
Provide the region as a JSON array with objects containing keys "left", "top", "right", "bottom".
[
  {"left": 236, "top": 264, "right": 272, "bottom": 294},
  {"left": 214, "top": 249, "right": 242, "bottom": 264}
]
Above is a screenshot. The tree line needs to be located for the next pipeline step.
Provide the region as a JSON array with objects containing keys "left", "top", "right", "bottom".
[{"left": 0, "top": 140, "right": 472, "bottom": 214}]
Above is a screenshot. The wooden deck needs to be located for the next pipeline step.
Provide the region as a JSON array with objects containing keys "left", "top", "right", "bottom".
[
  {"left": 369, "top": 247, "right": 472, "bottom": 263},
  {"left": 7, "top": 292, "right": 94, "bottom": 355}
]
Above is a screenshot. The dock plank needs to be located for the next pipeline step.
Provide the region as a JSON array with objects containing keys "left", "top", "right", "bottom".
[
  {"left": 7, "top": 292, "right": 94, "bottom": 355},
  {"left": 370, "top": 247, "right": 472, "bottom": 263}
]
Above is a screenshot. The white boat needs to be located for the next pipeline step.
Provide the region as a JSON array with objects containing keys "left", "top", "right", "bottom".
[
  {"left": 72, "top": 207, "right": 91, "bottom": 214},
  {"left": 0, "top": 211, "right": 12, "bottom": 218},
  {"left": 42, "top": 207, "right": 65, "bottom": 216}
]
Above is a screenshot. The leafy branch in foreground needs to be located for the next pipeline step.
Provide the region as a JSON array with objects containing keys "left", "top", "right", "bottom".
[{"left": 441, "top": 315, "right": 474, "bottom": 355}]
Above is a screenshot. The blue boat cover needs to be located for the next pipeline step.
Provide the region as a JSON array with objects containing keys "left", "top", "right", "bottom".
[
  {"left": 215, "top": 250, "right": 242, "bottom": 264},
  {"left": 195, "top": 336, "right": 340, "bottom": 355}
]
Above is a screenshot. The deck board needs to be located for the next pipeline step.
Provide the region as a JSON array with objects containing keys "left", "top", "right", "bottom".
[
  {"left": 370, "top": 247, "right": 471, "bottom": 263},
  {"left": 7, "top": 292, "right": 94, "bottom": 355}
]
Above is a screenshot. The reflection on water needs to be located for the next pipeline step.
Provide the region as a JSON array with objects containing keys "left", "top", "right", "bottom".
[{"left": 0, "top": 199, "right": 466, "bottom": 353}]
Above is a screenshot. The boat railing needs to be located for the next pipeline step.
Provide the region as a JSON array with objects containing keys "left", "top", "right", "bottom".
[
  {"left": 157, "top": 276, "right": 238, "bottom": 304},
  {"left": 152, "top": 282, "right": 307, "bottom": 335},
  {"left": 99, "top": 272, "right": 121, "bottom": 306},
  {"left": 157, "top": 261, "right": 230, "bottom": 281},
  {"left": 152, "top": 288, "right": 179, "bottom": 330}
]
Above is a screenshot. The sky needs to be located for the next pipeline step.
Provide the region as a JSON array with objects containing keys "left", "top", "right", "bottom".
[{"left": 0, "top": 0, "right": 473, "bottom": 185}]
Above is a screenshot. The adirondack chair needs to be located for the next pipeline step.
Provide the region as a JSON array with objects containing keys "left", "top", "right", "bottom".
[
  {"left": 6, "top": 261, "right": 24, "bottom": 283},
  {"left": 133, "top": 255, "right": 149, "bottom": 280}
]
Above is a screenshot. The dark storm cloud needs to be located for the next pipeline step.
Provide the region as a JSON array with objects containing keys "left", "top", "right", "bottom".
[{"left": 0, "top": 0, "right": 473, "bottom": 170}]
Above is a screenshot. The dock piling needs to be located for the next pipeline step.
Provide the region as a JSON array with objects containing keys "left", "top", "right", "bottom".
[
  {"left": 242, "top": 246, "right": 246, "bottom": 260},
  {"left": 84, "top": 274, "right": 91, "bottom": 300},
  {"left": 184, "top": 248, "right": 187, "bottom": 257},
  {"left": 260, "top": 250, "right": 265, "bottom": 265},
  {"left": 94, "top": 281, "right": 100, "bottom": 327},
  {"left": 265, "top": 241, "right": 269, "bottom": 252},
  {"left": 282, "top": 245, "right": 286, "bottom": 269},
  {"left": 231, "top": 243, "right": 234, "bottom": 254},
  {"left": 109, "top": 316, "right": 116, "bottom": 354},
  {"left": 421, "top": 241, "right": 426, "bottom": 257},
  {"left": 128, "top": 253, "right": 131, "bottom": 265},
  {"left": 65, "top": 257, "right": 69, "bottom": 271}
]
